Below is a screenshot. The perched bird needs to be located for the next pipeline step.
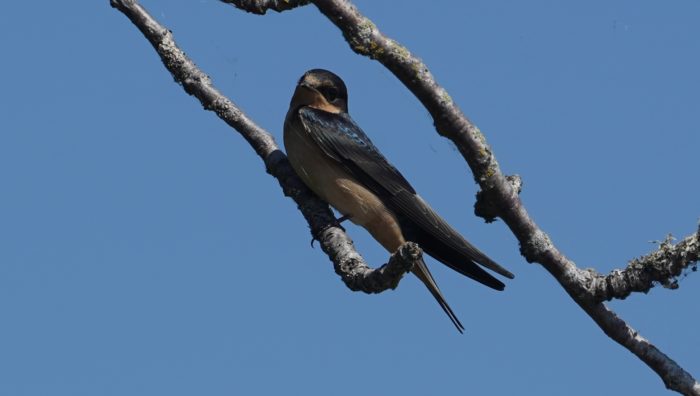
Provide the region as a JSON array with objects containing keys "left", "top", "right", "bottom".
[{"left": 283, "top": 69, "right": 514, "bottom": 332}]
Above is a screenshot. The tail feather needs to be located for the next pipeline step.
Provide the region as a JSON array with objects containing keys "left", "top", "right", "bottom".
[
  {"left": 391, "top": 193, "right": 514, "bottom": 289},
  {"left": 413, "top": 227, "right": 507, "bottom": 290},
  {"left": 412, "top": 258, "right": 464, "bottom": 333}
]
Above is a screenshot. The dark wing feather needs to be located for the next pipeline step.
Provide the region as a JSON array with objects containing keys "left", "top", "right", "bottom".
[
  {"left": 297, "top": 108, "right": 414, "bottom": 196},
  {"left": 297, "top": 107, "right": 513, "bottom": 289}
]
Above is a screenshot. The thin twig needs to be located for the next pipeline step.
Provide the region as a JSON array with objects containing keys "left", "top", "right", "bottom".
[{"left": 584, "top": 230, "right": 700, "bottom": 302}]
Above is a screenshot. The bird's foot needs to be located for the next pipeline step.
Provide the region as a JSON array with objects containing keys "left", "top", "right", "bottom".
[{"left": 310, "top": 214, "right": 353, "bottom": 248}]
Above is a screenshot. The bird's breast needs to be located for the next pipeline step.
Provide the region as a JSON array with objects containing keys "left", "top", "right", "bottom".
[{"left": 283, "top": 113, "right": 405, "bottom": 251}]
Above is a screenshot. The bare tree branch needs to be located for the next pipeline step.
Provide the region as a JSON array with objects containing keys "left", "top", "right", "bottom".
[
  {"left": 110, "top": 0, "right": 417, "bottom": 294},
  {"left": 583, "top": 302, "right": 699, "bottom": 395},
  {"left": 331, "top": 241, "right": 422, "bottom": 293},
  {"left": 585, "top": 230, "right": 700, "bottom": 303},
  {"left": 216, "top": 0, "right": 700, "bottom": 393}
]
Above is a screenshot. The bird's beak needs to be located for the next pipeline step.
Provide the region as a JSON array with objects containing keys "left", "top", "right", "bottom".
[
  {"left": 290, "top": 81, "right": 342, "bottom": 114},
  {"left": 297, "top": 81, "right": 317, "bottom": 94},
  {"left": 290, "top": 82, "right": 321, "bottom": 110}
]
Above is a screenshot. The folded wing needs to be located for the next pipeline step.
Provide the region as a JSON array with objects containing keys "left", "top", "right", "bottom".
[{"left": 298, "top": 107, "right": 514, "bottom": 290}]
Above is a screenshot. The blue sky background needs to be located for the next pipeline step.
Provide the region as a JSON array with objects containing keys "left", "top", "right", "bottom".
[{"left": 1, "top": 1, "right": 698, "bottom": 395}]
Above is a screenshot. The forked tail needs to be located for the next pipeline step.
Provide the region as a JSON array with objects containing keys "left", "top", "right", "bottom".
[{"left": 412, "top": 258, "right": 464, "bottom": 333}]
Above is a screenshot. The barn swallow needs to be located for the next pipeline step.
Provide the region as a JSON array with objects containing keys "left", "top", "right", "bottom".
[{"left": 283, "top": 69, "right": 514, "bottom": 332}]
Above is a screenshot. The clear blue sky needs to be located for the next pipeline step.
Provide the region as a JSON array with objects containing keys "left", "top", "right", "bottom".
[{"left": 1, "top": 1, "right": 698, "bottom": 395}]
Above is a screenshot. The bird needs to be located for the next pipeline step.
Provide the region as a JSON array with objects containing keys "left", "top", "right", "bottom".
[{"left": 283, "top": 69, "right": 514, "bottom": 332}]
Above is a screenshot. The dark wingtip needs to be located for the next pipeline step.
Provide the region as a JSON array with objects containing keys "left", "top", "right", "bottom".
[
  {"left": 475, "top": 269, "right": 506, "bottom": 291},
  {"left": 477, "top": 255, "right": 515, "bottom": 280}
]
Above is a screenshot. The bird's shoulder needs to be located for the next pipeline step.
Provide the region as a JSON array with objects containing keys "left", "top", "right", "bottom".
[
  {"left": 297, "top": 106, "right": 416, "bottom": 195},
  {"left": 297, "top": 107, "right": 378, "bottom": 153}
]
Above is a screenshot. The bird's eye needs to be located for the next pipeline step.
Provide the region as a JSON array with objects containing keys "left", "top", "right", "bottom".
[{"left": 323, "top": 87, "right": 339, "bottom": 102}]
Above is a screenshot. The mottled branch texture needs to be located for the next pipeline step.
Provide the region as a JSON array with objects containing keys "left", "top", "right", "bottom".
[
  {"left": 110, "top": 0, "right": 416, "bottom": 294},
  {"left": 586, "top": 231, "right": 700, "bottom": 303},
  {"left": 115, "top": 0, "right": 699, "bottom": 394}
]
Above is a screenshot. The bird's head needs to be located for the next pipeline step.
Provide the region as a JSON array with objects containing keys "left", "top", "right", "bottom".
[{"left": 290, "top": 69, "right": 348, "bottom": 114}]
